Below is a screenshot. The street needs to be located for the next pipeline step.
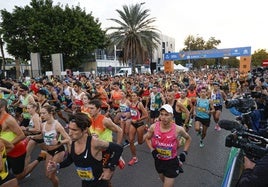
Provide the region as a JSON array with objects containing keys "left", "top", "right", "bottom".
[{"left": 20, "top": 108, "right": 235, "bottom": 187}]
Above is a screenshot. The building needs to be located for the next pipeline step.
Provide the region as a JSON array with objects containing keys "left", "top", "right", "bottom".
[{"left": 86, "top": 33, "right": 175, "bottom": 74}]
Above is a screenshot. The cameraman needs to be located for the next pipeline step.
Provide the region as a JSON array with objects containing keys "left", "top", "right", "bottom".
[{"left": 236, "top": 153, "right": 268, "bottom": 187}]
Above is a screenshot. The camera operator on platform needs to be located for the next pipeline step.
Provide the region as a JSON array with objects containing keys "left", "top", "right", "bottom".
[
  {"left": 236, "top": 153, "right": 268, "bottom": 187},
  {"left": 236, "top": 85, "right": 268, "bottom": 187}
]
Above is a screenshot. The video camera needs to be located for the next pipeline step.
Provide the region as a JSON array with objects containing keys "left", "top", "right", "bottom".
[
  {"left": 251, "top": 67, "right": 268, "bottom": 78},
  {"left": 219, "top": 120, "right": 268, "bottom": 161},
  {"left": 225, "top": 92, "right": 256, "bottom": 113}
]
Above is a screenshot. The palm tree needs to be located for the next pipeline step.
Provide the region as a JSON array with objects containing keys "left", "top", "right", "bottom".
[{"left": 107, "top": 3, "right": 160, "bottom": 75}]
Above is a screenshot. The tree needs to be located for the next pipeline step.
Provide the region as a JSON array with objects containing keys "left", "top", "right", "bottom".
[
  {"left": 0, "top": 0, "right": 107, "bottom": 73},
  {"left": 175, "top": 35, "right": 221, "bottom": 69},
  {"left": 251, "top": 49, "right": 268, "bottom": 67},
  {"left": 107, "top": 3, "right": 160, "bottom": 75}
]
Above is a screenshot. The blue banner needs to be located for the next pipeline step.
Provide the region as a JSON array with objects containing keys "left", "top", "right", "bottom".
[{"left": 164, "top": 46, "right": 251, "bottom": 61}]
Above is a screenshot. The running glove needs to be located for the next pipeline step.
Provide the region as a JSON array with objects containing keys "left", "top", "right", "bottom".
[{"left": 179, "top": 151, "right": 188, "bottom": 162}]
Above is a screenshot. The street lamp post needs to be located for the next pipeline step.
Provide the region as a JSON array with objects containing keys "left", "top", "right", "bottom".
[{"left": 188, "top": 41, "right": 191, "bottom": 69}]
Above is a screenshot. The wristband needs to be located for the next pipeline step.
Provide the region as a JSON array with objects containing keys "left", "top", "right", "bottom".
[
  {"left": 56, "top": 163, "right": 60, "bottom": 173},
  {"left": 104, "top": 163, "right": 116, "bottom": 171},
  {"left": 58, "top": 140, "right": 61, "bottom": 145},
  {"left": 56, "top": 163, "right": 60, "bottom": 170}
]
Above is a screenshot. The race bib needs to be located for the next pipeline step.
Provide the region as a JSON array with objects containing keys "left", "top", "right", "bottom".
[
  {"left": 156, "top": 147, "right": 172, "bottom": 158},
  {"left": 197, "top": 107, "right": 206, "bottom": 112},
  {"left": 76, "top": 167, "right": 94, "bottom": 181},
  {"left": 130, "top": 109, "right": 138, "bottom": 117}
]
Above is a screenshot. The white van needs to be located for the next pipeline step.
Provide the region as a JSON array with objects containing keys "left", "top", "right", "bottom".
[{"left": 115, "top": 68, "right": 138, "bottom": 76}]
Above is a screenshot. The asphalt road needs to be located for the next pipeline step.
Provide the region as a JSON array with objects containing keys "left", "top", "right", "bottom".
[{"left": 19, "top": 108, "right": 235, "bottom": 187}]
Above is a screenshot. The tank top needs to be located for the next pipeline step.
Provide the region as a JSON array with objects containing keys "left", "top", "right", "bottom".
[
  {"left": 71, "top": 136, "right": 107, "bottom": 186},
  {"left": 196, "top": 98, "right": 210, "bottom": 119},
  {"left": 150, "top": 92, "right": 162, "bottom": 111},
  {"left": 187, "top": 90, "right": 197, "bottom": 104},
  {"left": 42, "top": 121, "right": 58, "bottom": 146},
  {"left": 141, "top": 88, "right": 150, "bottom": 98},
  {"left": 111, "top": 90, "right": 123, "bottom": 108},
  {"left": 0, "top": 113, "right": 26, "bottom": 157},
  {"left": 0, "top": 146, "right": 8, "bottom": 180},
  {"left": 179, "top": 98, "right": 189, "bottom": 119},
  {"left": 130, "top": 102, "right": 141, "bottom": 121},
  {"left": 73, "top": 91, "right": 84, "bottom": 106},
  {"left": 21, "top": 94, "right": 31, "bottom": 119},
  {"left": 151, "top": 122, "right": 178, "bottom": 160},
  {"left": 89, "top": 114, "right": 112, "bottom": 142},
  {"left": 96, "top": 87, "right": 108, "bottom": 108},
  {"left": 81, "top": 106, "right": 91, "bottom": 118},
  {"left": 211, "top": 90, "right": 223, "bottom": 107},
  {"left": 28, "top": 118, "right": 34, "bottom": 128},
  {"left": 119, "top": 101, "right": 130, "bottom": 113},
  {"left": 172, "top": 100, "right": 183, "bottom": 126}
]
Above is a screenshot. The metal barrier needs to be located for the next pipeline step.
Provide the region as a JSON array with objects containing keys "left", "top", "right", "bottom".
[{"left": 221, "top": 148, "right": 244, "bottom": 187}]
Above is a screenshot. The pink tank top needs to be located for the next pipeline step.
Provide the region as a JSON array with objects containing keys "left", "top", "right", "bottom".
[{"left": 151, "top": 122, "right": 178, "bottom": 160}]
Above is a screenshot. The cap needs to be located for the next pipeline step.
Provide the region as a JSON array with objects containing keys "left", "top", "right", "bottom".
[
  {"left": 213, "top": 82, "right": 220, "bottom": 86},
  {"left": 159, "top": 104, "right": 173, "bottom": 114},
  {"left": 37, "top": 89, "right": 48, "bottom": 96}
]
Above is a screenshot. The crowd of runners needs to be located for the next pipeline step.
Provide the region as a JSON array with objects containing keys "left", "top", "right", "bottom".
[{"left": 0, "top": 67, "right": 267, "bottom": 187}]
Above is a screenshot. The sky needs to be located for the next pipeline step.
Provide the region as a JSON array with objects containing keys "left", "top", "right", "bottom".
[{"left": 1, "top": 0, "right": 267, "bottom": 54}]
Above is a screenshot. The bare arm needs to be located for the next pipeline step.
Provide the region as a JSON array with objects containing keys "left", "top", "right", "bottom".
[
  {"left": 0, "top": 142, "right": 3, "bottom": 171},
  {"left": 221, "top": 90, "right": 227, "bottom": 101},
  {"left": 177, "top": 101, "right": 190, "bottom": 124},
  {"left": 0, "top": 87, "right": 12, "bottom": 93},
  {"left": 177, "top": 126, "right": 191, "bottom": 152},
  {"left": 5, "top": 117, "right": 25, "bottom": 144},
  {"left": 160, "top": 93, "right": 166, "bottom": 104},
  {"left": 28, "top": 115, "right": 41, "bottom": 132},
  {"left": 0, "top": 138, "right": 14, "bottom": 153},
  {"left": 209, "top": 100, "right": 215, "bottom": 114},
  {"left": 56, "top": 122, "right": 71, "bottom": 146},
  {"left": 145, "top": 124, "right": 155, "bottom": 151},
  {"left": 103, "top": 117, "right": 123, "bottom": 145},
  {"left": 138, "top": 102, "right": 148, "bottom": 121}
]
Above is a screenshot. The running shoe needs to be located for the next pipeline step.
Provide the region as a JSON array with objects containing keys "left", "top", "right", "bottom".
[
  {"left": 200, "top": 140, "right": 204, "bottom": 148},
  {"left": 128, "top": 157, "right": 138, "bottom": 166},
  {"left": 197, "top": 126, "right": 203, "bottom": 136},
  {"left": 118, "top": 157, "right": 125, "bottom": 169},
  {"left": 188, "top": 118, "right": 193, "bottom": 127},
  {"left": 24, "top": 173, "right": 31, "bottom": 179},
  {"left": 37, "top": 150, "right": 47, "bottom": 162},
  {"left": 214, "top": 124, "right": 221, "bottom": 131},
  {"left": 122, "top": 140, "right": 130, "bottom": 148}
]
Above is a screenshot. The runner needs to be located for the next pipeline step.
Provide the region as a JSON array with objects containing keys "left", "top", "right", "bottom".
[
  {"left": 145, "top": 104, "right": 191, "bottom": 187},
  {"left": 38, "top": 105, "right": 71, "bottom": 187},
  {"left": 194, "top": 87, "right": 215, "bottom": 148},
  {"left": 149, "top": 85, "right": 165, "bottom": 124},
  {"left": 47, "top": 112, "right": 123, "bottom": 187},
  {"left": 0, "top": 138, "right": 18, "bottom": 187},
  {"left": 0, "top": 98, "right": 26, "bottom": 180},
  {"left": 88, "top": 99, "right": 125, "bottom": 171},
  {"left": 126, "top": 91, "right": 148, "bottom": 166},
  {"left": 208, "top": 82, "right": 227, "bottom": 131}
]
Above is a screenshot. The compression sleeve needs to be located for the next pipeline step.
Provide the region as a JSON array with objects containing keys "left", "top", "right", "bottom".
[
  {"left": 104, "top": 142, "right": 123, "bottom": 167},
  {"left": 59, "top": 153, "right": 73, "bottom": 169}
]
